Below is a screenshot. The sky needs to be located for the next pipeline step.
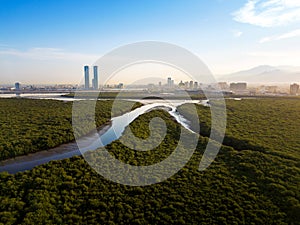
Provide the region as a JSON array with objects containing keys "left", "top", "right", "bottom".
[{"left": 0, "top": 0, "right": 300, "bottom": 84}]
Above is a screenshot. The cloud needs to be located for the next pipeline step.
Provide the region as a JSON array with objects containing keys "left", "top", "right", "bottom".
[
  {"left": 247, "top": 50, "right": 299, "bottom": 57},
  {"left": 232, "top": 0, "right": 300, "bottom": 27},
  {"left": 232, "top": 30, "right": 243, "bottom": 37},
  {"left": 259, "top": 29, "right": 300, "bottom": 43},
  {"left": 0, "top": 47, "right": 98, "bottom": 62}
]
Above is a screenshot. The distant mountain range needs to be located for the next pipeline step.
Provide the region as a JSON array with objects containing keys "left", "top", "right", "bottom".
[{"left": 219, "top": 65, "right": 300, "bottom": 83}]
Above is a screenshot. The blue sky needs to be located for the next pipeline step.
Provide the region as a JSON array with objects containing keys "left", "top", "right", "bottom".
[{"left": 0, "top": 0, "right": 300, "bottom": 84}]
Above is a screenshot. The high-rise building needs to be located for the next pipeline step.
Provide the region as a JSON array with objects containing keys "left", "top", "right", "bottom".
[
  {"left": 15, "top": 82, "right": 20, "bottom": 91},
  {"left": 194, "top": 82, "right": 198, "bottom": 89},
  {"left": 84, "top": 65, "right": 89, "bottom": 89},
  {"left": 93, "top": 66, "right": 98, "bottom": 89},
  {"left": 290, "top": 83, "right": 299, "bottom": 95},
  {"left": 167, "top": 77, "right": 172, "bottom": 87},
  {"left": 184, "top": 81, "right": 189, "bottom": 88},
  {"left": 189, "top": 81, "right": 194, "bottom": 89}
]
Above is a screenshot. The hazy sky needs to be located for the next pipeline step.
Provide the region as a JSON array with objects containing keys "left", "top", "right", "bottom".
[{"left": 0, "top": 0, "right": 300, "bottom": 84}]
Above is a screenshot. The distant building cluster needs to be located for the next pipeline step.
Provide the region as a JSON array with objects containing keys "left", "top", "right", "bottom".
[
  {"left": 229, "top": 82, "right": 247, "bottom": 91},
  {"left": 178, "top": 80, "right": 199, "bottom": 90},
  {"left": 103, "top": 83, "right": 124, "bottom": 89},
  {"left": 0, "top": 83, "right": 77, "bottom": 93},
  {"left": 84, "top": 65, "right": 98, "bottom": 90},
  {"left": 229, "top": 82, "right": 247, "bottom": 94},
  {"left": 1, "top": 71, "right": 299, "bottom": 97}
]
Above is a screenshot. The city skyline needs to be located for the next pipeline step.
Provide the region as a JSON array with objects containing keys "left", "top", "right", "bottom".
[
  {"left": 3, "top": 74, "right": 298, "bottom": 96},
  {"left": 0, "top": 0, "right": 300, "bottom": 84},
  {"left": 1, "top": 63, "right": 298, "bottom": 95}
]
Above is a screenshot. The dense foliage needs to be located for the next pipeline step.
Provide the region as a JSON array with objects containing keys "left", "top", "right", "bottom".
[
  {"left": 0, "top": 99, "right": 142, "bottom": 160},
  {"left": 0, "top": 103, "right": 299, "bottom": 224},
  {"left": 178, "top": 98, "right": 300, "bottom": 158}
]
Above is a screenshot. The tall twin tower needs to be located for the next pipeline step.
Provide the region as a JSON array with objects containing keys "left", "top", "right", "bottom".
[{"left": 84, "top": 65, "right": 98, "bottom": 90}]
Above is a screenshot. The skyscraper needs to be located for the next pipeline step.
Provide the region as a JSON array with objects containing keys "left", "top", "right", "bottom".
[
  {"left": 194, "top": 81, "right": 198, "bottom": 89},
  {"left": 189, "top": 81, "right": 194, "bottom": 89},
  {"left": 15, "top": 82, "right": 20, "bottom": 91},
  {"left": 93, "top": 66, "right": 98, "bottom": 89},
  {"left": 84, "top": 65, "right": 89, "bottom": 89},
  {"left": 167, "top": 77, "right": 172, "bottom": 87}
]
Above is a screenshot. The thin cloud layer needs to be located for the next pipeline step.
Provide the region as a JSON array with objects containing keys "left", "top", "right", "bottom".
[
  {"left": 232, "top": 30, "right": 243, "bottom": 37},
  {"left": 0, "top": 48, "right": 98, "bottom": 62},
  {"left": 260, "top": 29, "right": 300, "bottom": 43},
  {"left": 233, "top": 0, "right": 300, "bottom": 27}
]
